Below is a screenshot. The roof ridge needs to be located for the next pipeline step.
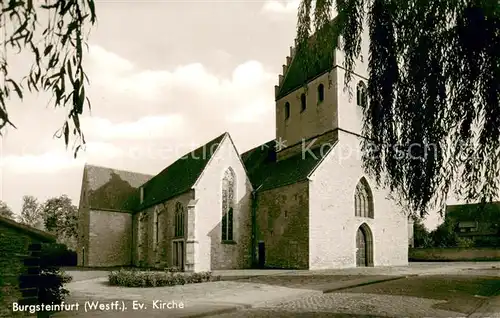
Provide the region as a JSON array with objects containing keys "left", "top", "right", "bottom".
[
  {"left": 241, "top": 139, "right": 275, "bottom": 158},
  {"left": 85, "top": 163, "right": 153, "bottom": 177},
  {"left": 143, "top": 132, "right": 227, "bottom": 187}
]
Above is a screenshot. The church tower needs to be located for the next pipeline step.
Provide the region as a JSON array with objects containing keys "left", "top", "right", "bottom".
[{"left": 273, "top": 18, "right": 369, "bottom": 161}]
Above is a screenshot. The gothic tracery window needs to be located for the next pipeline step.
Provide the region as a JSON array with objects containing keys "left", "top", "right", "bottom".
[
  {"left": 174, "top": 202, "right": 184, "bottom": 237},
  {"left": 356, "top": 81, "right": 367, "bottom": 108},
  {"left": 221, "top": 168, "right": 235, "bottom": 241},
  {"left": 354, "top": 178, "right": 374, "bottom": 218}
]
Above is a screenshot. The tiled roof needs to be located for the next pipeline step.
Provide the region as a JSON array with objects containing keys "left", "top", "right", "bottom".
[
  {"left": 446, "top": 202, "right": 500, "bottom": 223},
  {"left": 84, "top": 165, "right": 153, "bottom": 212},
  {"left": 242, "top": 140, "right": 333, "bottom": 192},
  {"left": 0, "top": 215, "right": 56, "bottom": 242},
  {"left": 277, "top": 19, "right": 340, "bottom": 100},
  {"left": 136, "top": 133, "right": 227, "bottom": 211}
]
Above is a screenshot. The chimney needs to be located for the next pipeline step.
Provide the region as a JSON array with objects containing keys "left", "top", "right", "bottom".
[
  {"left": 286, "top": 56, "right": 291, "bottom": 65},
  {"left": 275, "top": 85, "right": 280, "bottom": 98},
  {"left": 278, "top": 74, "right": 284, "bottom": 85},
  {"left": 282, "top": 64, "right": 288, "bottom": 74}
]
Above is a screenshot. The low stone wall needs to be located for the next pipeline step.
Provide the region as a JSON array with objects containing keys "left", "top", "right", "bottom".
[
  {"left": 0, "top": 217, "right": 55, "bottom": 317},
  {"left": 409, "top": 247, "right": 500, "bottom": 261}
]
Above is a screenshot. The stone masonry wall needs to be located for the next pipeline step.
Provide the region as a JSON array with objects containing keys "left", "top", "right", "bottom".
[
  {"left": 133, "top": 191, "right": 194, "bottom": 269},
  {"left": 88, "top": 210, "right": 132, "bottom": 267},
  {"left": 275, "top": 71, "right": 339, "bottom": 150},
  {"left": 255, "top": 181, "right": 310, "bottom": 269},
  {"left": 0, "top": 222, "right": 43, "bottom": 317},
  {"left": 194, "top": 135, "right": 253, "bottom": 271},
  {"left": 309, "top": 130, "right": 408, "bottom": 269}
]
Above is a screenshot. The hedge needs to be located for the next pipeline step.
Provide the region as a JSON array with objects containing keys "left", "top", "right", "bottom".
[{"left": 108, "top": 268, "right": 221, "bottom": 287}]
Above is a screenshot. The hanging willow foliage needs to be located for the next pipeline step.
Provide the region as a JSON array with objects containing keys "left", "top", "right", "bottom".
[
  {"left": 297, "top": 0, "right": 500, "bottom": 216},
  {"left": 0, "top": 0, "right": 96, "bottom": 157}
]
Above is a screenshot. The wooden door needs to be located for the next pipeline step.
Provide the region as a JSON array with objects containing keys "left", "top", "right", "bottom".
[
  {"left": 356, "top": 228, "right": 367, "bottom": 267},
  {"left": 173, "top": 241, "right": 184, "bottom": 270},
  {"left": 258, "top": 242, "right": 265, "bottom": 268}
]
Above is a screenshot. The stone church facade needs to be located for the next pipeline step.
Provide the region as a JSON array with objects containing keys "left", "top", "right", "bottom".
[{"left": 77, "top": 19, "right": 409, "bottom": 271}]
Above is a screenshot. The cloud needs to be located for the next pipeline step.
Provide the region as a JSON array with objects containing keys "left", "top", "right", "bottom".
[
  {"left": 0, "top": 141, "right": 127, "bottom": 174},
  {"left": 81, "top": 115, "right": 185, "bottom": 140},
  {"left": 227, "top": 98, "right": 272, "bottom": 123},
  {"left": 0, "top": 150, "right": 85, "bottom": 174},
  {"left": 85, "top": 45, "right": 276, "bottom": 126},
  {"left": 261, "top": 0, "right": 300, "bottom": 15}
]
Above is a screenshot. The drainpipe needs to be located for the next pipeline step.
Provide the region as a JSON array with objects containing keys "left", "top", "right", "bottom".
[{"left": 251, "top": 184, "right": 262, "bottom": 268}]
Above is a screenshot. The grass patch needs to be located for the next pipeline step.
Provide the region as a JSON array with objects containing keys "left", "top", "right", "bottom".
[{"left": 108, "top": 268, "right": 221, "bottom": 287}]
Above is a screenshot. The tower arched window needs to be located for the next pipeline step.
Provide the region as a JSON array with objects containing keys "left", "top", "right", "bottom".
[
  {"left": 174, "top": 202, "right": 184, "bottom": 237},
  {"left": 285, "top": 102, "right": 290, "bottom": 120},
  {"left": 300, "top": 93, "right": 306, "bottom": 112},
  {"left": 221, "top": 168, "right": 235, "bottom": 242},
  {"left": 356, "top": 81, "right": 367, "bottom": 107},
  {"left": 354, "top": 178, "right": 374, "bottom": 218},
  {"left": 317, "top": 84, "right": 324, "bottom": 103}
]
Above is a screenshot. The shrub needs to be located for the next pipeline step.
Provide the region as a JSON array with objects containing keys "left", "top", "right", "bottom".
[
  {"left": 37, "top": 243, "right": 73, "bottom": 313},
  {"left": 108, "top": 269, "right": 220, "bottom": 287},
  {"left": 457, "top": 237, "right": 474, "bottom": 248},
  {"left": 39, "top": 243, "right": 77, "bottom": 267},
  {"left": 164, "top": 266, "right": 181, "bottom": 273}
]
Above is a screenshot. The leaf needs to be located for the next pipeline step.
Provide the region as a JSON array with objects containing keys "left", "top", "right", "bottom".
[
  {"left": 44, "top": 44, "right": 54, "bottom": 56},
  {"left": 74, "top": 145, "right": 81, "bottom": 158},
  {"left": 6, "top": 79, "right": 23, "bottom": 99},
  {"left": 89, "top": 0, "right": 96, "bottom": 23},
  {"left": 12, "top": 21, "right": 28, "bottom": 37},
  {"left": 63, "top": 122, "right": 69, "bottom": 148},
  {"left": 67, "top": 60, "right": 74, "bottom": 85}
]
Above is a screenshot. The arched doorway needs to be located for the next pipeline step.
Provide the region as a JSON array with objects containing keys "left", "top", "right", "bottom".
[{"left": 356, "top": 223, "right": 374, "bottom": 267}]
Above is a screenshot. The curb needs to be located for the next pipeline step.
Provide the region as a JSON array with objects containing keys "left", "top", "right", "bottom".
[
  {"left": 183, "top": 304, "right": 252, "bottom": 318},
  {"left": 322, "top": 275, "right": 414, "bottom": 293}
]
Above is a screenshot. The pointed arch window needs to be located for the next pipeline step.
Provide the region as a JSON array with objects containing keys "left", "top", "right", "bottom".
[
  {"left": 317, "top": 84, "right": 324, "bottom": 103},
  {"left": 300, "top": 93, "right": 306, "bottom": 112},
  {"left": 174, "top": 202, "right": 184, "bottom": 237},
  {"left": 221, "top": 168, "right": 235, "bottom": 242},
  {"left": 354, "top": 178, "right": 374, "bottom": 218},
  {"left": 285, "top": 102, "right": 290, "bottom": 120},
  {"left": 356, "top": 81, "right": 367, "bottom": 107}
]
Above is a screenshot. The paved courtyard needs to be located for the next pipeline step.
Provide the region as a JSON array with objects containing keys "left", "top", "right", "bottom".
[{"left": 49, "top": 262, "right": 499, "bottom": 317}]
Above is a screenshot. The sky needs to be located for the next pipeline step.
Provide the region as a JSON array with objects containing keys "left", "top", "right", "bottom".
[{"left": 0, "top": 0, "right": 444, "bottom": 229}]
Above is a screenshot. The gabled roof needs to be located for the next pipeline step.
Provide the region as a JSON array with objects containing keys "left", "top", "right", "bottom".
[
  {"left": 0, "top": 215, "right": 56, "bottom": 242},
  {"left": 277, "top": 18, "right": 340, "bottom": 100},
  {"left": 84, "top": 165, "right": 153, "bottom": 212},
  {"left": 137, "top": 133, "right": 227, "bottom": 211},
  {"left": 446, "top": 202, "right": 500, "bottom": 223},
  {"left": 241, "top": 140, "right": 331, "bottom": 192}
]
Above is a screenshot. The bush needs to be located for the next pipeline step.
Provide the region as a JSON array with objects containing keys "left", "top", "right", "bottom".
[
  {"left": 39, "top": 243, "right": 77, "bottom": 267},
  {"left": 37, "top": 243, "right": 73, "bottom": 314},
  {"left": 473, "top": 236, "right": 500, "bottom": 247},
  {"left": 413, "top": 218, "right": 434, "bottom": 248},
  {"left": 108, "top": 269, "right": 221, "bottom": 287},
  {"left": 456, "top": 237, "right": 474, "bottom": 248},
  {"left": 164, "top": 266, "right": 181, "bottom": 273}
]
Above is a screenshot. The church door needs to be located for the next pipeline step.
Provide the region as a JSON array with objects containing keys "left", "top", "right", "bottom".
[
  {"left": 172, "top": 240, "right": 184, "bottom": 271},
  {"left": 258, "top": 241, "right": 265, "bottom": 268},
  {"left": 356, "top": 228, "right": 367, "bottom": 267}
]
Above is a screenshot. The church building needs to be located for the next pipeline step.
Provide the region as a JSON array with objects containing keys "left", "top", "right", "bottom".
[{"left": 77, "top": 19, "right": 409, "bottom": 271}]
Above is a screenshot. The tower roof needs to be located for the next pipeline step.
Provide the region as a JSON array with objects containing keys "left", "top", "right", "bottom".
[{"left": 276, "top": 18, "right": 340, "bottom": 100}]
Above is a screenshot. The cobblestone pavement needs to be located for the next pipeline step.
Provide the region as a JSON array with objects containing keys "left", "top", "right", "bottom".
[{"left": 210, "top": 292, "right": 466, "bottom": 318}]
